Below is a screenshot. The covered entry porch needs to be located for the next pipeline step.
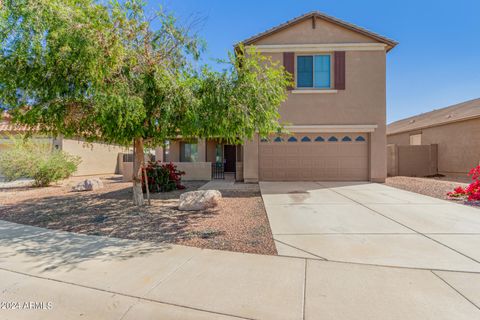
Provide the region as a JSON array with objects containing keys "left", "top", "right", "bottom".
[{"left": 155, "top": 139, "right": 243, "bottom": 181}]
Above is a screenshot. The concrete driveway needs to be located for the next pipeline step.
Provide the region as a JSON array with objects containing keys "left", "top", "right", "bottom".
[{"left": 260, "top": 181, "right": 480, "bottom": 272}]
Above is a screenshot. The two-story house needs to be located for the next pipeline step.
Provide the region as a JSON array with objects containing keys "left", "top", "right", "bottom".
[{"left": 156, "top": 11, "right": 397, "bottom": 183}]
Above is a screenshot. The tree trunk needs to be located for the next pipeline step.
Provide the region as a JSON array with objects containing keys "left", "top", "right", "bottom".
[{"left": 132, "top": 137, "right": 145, "bottom": 206}]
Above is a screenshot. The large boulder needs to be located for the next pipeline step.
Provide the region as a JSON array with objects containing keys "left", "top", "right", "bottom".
[
  {"left": 72, "top": 178, "right": 104, "bottom": 192},
  {"left": 178, "top": 190, "right": 222, "bottom": 211}
]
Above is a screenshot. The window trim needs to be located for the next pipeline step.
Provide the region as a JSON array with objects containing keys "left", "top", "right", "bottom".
[
  {"left": 295, "top": 53, "right": 334, "bottom": 90},
  {"left": 291, "top": 89, "right": 338, "bottom": 94}
]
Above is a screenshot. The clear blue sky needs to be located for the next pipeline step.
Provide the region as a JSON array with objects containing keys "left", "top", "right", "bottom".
[{"left": 154, "top": 0, "right": 480, "bottom": 123}]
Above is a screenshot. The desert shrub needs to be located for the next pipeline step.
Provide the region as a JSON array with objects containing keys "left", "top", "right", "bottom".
[
  {"left": 0, "top": 137, "right": 81, "bottom": 186},
  {"left": 0, "top": 137, "right": 35, "bottom": 181},
  {"left": 33, "top": 151, "right": 81, "bottom": 187},
  {"left": 447, "top": 165, "right": 480, "bottom": 202},
  {"left": 142, "top": 161, "right": 185, "bottom": 193}
]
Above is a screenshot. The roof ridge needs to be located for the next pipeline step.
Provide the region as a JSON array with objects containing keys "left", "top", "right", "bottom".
[
  {"left": 387, "top": 98, "right": 480, "bottom": 134},
  {"left": 308, "top": 10, "right": 398, "bottom": 45},
  {"left": 388, "top": 97, "right": 480, "bottom": 125},
  {"left": 237, "top": 10, "right": 398, "bottom": 50}
]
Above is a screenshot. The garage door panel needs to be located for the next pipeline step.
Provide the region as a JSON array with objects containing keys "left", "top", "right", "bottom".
[
  {"left": 284, "top": 146, "right": 299, "bottom": 155},
  {"left": 339, "top": 168, "right": 368, "bottom": 180},
  {"left": 300, "top": 170, "right": 312, "bottom": 179},
  {"left": 318, "top": 144, "right": 338, "bottom": 154},
  {"left": 286, "top": 169, "right": 301, "bottom": 180},
  {"left": 323, "top": 168, "right": 340, "bottom": 179},
  {"left": 300, "top": 159, "right": 313, "bottom": 168},
  {"left": 262, "top": 146, "right": 274, "bottom": 155},
  {"left": 339, "top": 157, "right": 368, "bottom": 169},
  {"left": 313, "top": 159, "right": 326, "bottom": 169},
  {"left": 259, "top": 133, "right": 369, "bottom": 181},
  {"left": 338, "top": 144, "right": 367, "bottom": 156}
]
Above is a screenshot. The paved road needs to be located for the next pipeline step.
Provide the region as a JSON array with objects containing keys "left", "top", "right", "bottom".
[
  {"left": 260, "top": 181, "right": 480, "bottom": 272},
  {"left": 1, "top": 186, "right": 480, "bottom": 319}
]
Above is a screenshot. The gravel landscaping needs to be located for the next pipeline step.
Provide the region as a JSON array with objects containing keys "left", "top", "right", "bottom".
[
  {"left": 385, "top": 176, "right": 471, "bottom": 204},
  {"left": 0, "top": 175, "right": 276, "bottom": 255}
]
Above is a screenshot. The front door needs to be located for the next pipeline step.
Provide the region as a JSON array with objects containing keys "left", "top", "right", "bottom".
[{"left": 224, "top": 145, "right": 236, "bottom": 172}]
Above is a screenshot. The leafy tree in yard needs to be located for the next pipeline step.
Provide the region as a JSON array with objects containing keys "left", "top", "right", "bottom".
[{"left": 0, "top": 0, "right": 291, "bottom": 205}]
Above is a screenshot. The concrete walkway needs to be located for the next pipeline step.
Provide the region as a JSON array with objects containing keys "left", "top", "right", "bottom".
[
  {"left": 1, "top": 218, "right": 480, "bottom": 318},
  {"left": 260, "top": 181, "right": 480, "bottom": 272}
]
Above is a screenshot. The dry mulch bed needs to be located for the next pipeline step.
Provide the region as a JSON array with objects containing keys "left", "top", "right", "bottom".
[
  {"left": 385, "top": 176, "right": 473, "bottom": 205},
  {"left": 0, "top": 176, "right": 276, "bottom": 255}
]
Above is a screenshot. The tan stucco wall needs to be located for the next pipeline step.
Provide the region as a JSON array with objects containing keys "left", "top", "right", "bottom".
[
  {"left": 387, "top": 118, "right": 480, "bottom": 175},
  {"left": 386, "top": 144, "right": 397, "bottom": 177},
  {"left": 387, "top": 132, "right": 410, "bottom": 145},
  {"left": 248, "top": 18, "right": 388, "bottom": 182},
  {"left": 154, "top": 147, "right": 164, "bottom": 162},
  {"left": 206, "top": 140, "right": 217, "bottom": 163},
  {"left": 122, "top": 162, "right": 211, "bottom": 182},
  {"left": 387, "top": 144, "right": 438, "bottom": 177},
  {"left": 165, "top": 139, "right": 208, "bottom": 163},
  {"left": 236, "top": 162, "right": 244, "bottom": 181},
  {"left": 61, "top": 139, "right": 128, "bottom": 176},
  {"left": 255, "top": 18, "right": 376, "bottom": 45},
  {"left": 174, "top": 162, "right": 211, "bottom": 181},
  {"left": 122, "top": 162, "right": 133, "bottom": 182},
  {"left": 166, "top": 141, "right": 181, "bottom": 162},
  {"left": 197, "top": 139, "right": 206, "bottom": 162}
]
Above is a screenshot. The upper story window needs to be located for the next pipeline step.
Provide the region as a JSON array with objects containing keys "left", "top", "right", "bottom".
[{"left": 297, "top": 54, "right": 331, "bottom": 89}]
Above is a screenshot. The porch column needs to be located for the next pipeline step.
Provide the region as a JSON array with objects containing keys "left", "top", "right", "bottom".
[
  {"left": 169, "top": 141, "right": 181, "bottom": 162},
  {"left": 243, "top": 134, "right": 259, "bottom": 183},
  {"left": 197, "top": 139, "right": 207, "bottom": 162},
  {"left": 154, "top": 146, "right": 163, "bottom": 162}
]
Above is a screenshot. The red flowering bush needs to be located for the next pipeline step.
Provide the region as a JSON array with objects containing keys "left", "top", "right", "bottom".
[
  {"left": 447, "top": 186, "right": 466, "bottom": 198},
  {"left": 447, "top": 165, "right": 480, "bottom": 201},
  {"left": 469, "top": 165, "right": 480, "bottom": 180},
  {"left": 142, "top": 161, "right": 185, "bottom": 193}
]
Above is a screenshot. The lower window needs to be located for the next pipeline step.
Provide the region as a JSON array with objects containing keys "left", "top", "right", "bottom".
[{"left": 180, "top": 142, "right": 199, "bottom": 162}]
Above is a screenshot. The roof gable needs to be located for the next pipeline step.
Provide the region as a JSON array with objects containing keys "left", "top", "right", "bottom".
[{"left": 240, "top": 11, "right": 398, "bottom": 51}]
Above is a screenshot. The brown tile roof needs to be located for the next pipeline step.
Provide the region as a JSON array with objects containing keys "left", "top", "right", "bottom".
[
  {"left": 238, "top": 11, "right": 398, "bottom": 51},
  {"left": 387, "top": 98, "right": 480, "bottom": 135},
  {"left": 0, "top": 123, "right": 34, "bottom": 133},
  {"left": 0, "top": 112, "right": 36, "bottom": 133}
]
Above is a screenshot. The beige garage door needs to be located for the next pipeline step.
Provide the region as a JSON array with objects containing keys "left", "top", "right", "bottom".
[{"left": 259, "top": 133, "right": 369, "bottom": 181}]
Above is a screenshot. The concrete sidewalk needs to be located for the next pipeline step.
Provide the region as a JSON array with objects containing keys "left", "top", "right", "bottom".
[{"left": 0, "top": 220, "right": 479, "bottom": 319}]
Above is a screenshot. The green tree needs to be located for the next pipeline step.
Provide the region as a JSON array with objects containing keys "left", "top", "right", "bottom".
[{"left": 0, "top": 0, "right": 290, "bottom": 205}]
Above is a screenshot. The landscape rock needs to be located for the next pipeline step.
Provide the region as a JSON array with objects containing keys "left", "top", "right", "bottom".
[
  {"left": 0, "top": 179, "right": 34, "bottom": 189},
  {"left": 72, "top": 178, "right": 104, "bottom": 192},
  {"left": 178, "top": 190, "right": 222, "bottom": 211}
]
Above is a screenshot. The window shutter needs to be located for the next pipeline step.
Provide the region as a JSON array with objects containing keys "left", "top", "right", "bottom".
[
  {"left": 283, "top": 52, "right": 295, "bottom": 90},
  {"left": 334, "top": 51, "right": 346, "bottom": 90}
]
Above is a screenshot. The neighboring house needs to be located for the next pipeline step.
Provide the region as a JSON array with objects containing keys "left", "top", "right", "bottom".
[
  {"left": 387, "top": 98, "right": 480, "bottom": 176},
  {"left": 0, "top": 113, "right": 128, "bottom": 177},
  {"left": 157, "top": 11, "right": 397, "bottom": 182}
]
